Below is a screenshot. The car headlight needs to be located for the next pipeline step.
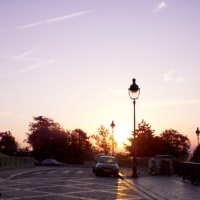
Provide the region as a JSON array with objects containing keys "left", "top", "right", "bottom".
[{"left": 113, "top": 165, "right": 119, "bottom": 169}]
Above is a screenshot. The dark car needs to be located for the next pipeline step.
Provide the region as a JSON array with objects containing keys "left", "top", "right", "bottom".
[
  {"left": 94, "top": 156, "right": 119, "bottom": 177},
  {"left": 34, "top": 159, "right": 41, "bottom": 166},
  {"left": 92, "top": 154, "right": 104, "bottom": 173},
  {"left": 41, "top": 159, "right": 62, "bottom": 166}
]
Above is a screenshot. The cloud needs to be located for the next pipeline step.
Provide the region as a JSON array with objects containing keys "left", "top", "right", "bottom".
[
  {"left": 0, "top": 111, "right": 29, "bottom": 119},
  {"left": 16, "top": 22, "right": 42, "bottom": 30},
  {"left": 16, "top": 11, "right": 91, "bottom": 30},
  {"left": 163, "top": 70, "right": 174, "bottom": 81},
  {"left": 141, "top": 99, "right": 200, "bottom": 108},
  {"left": 6, "top": 46, "right": 42, "bottom": 61},
  {"left": 175, "top": 77, "right": 184, "bottom": 82},
  {"left": 0, "top": 111, "right": 11, "bottom": 116},
  {"left": 1, "top": 47, "right": 55, "bottom": 78},
  {"left": 22, "top": 59, "right": 55, "bottom": 72},
  {"left": 154, "top": 2, "right": 167, "bottom": 12},
  {"left": 1, "top": 59, "right": 55, "bottom": 78},
  {"left": 163, "top": 70, "right": 184, "bottom": 82},
  {"left": 45, "top": 11, "right": 91, "bottom": 24},
  {"left": 107, "top": 87, "right": 126, "bottom": 96}
]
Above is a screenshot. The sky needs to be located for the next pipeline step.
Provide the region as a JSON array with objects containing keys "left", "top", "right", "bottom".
[{"left": 1, "top": 0, "right": 200, "bottom": 153}]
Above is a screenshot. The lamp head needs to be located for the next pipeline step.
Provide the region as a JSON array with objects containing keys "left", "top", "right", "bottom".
[
  {"left": 110, "top": 120, "right": 115, "bottom": 130},
  {"left": 128, "top": 78, "right": 140, "bottom": 99},
  {"left": 196, "top": 127, "right": 200, "bottom": 136}
]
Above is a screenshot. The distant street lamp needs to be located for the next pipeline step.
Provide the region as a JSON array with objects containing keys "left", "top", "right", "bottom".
[
  {"left": 110, "top": 120, "right": 116, "bottom": 157},
  {"left": 50, "top": 136, "right": 53, "bottom": 158},
  {"left": 128, "top": 78, "right": 140, "bottom": 178},
  {"left": 196, "top": 127, "right": 200, "bottom": 146}
]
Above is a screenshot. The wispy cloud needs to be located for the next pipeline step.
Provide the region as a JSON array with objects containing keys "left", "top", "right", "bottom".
[
  {"left": 175, "top": 77, "right": 184, "bottom": 82},
  {"left": 163, "top": 70, "right": 184, "bottom": 82},
  {"left": 1, "top": 59, "right": 55, "bottom": 78},
  {"left": 0, "top": 111, "right": 30, "bottom": 119},
  {"left": 45, "top": 11, "right": 91, "bottom": 23},
  {"left": 6, "top": 46, "right": 42, "bottom": 61},
  {"left": 17, "top": 22, "right": 42, "bottom": 29},
  {"left": 1, "top": 47, "right": 55, "bottom": 78},
  {"left": 163, "top": 70, "right": 174, "bottom": 81},
  {"left": 107, "top": 87, "right": 126, "bottom": 96},
  {"left": 154, "top": 2, "right": 167, "bottom": 12},
  {"left": 0, "top": 111, "right": 11, "bottom": 116},
  {"left": 22, "top": 59, "right": 55, "bottom": 72},
  {"left": 141, "top": 98, "right": 200, "bottom": 108},
  {"left": 16, "top": 11, "right": 91, "bottom": 30}
]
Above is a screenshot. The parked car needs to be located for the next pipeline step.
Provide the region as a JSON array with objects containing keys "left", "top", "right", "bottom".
[
  {"left": 92, "top": 154, "right": 104, "bottom": 173},
  {"left": 41, "top": 159, "right": 62, "bottom": 166},
  {"left": 94, "top": 156, "right": 119, "bottom": 177},
  {"left": 34, "top": 159, "right": 41, "bottom": 166}
]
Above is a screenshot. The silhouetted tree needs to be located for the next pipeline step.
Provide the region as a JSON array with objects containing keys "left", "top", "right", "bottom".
[
  {"left": 0, "top": 131, "right": 18, "bottom": 156},
  {"left": 190, "top": 145, "right": 200, "bottom": 163},
  {"left": 124, "top": 120, "right": 157, "bottom": 157},
  {"left": 91, "top": 125, "right": 117, "bottom": 155},
  {"left": 136, "top": 120, "right": 156, "bottom": 157},
  {"left": 115, "top": 151, "right": 129, "bottom": 160},
  {"left": 25, "top": 116, "right": 95, "bottom": 163},
  {"left": 26, "top": 116, "right": 69, "bottom": 161},
  {"left": 124, "top": 120, "right": 191, "bottom": 160},
  {"left": 160, "top": 129, "right": 191, "bottom": 161},
  {"left": 66, "top": 129, "right": 94, "bottom": 163}
]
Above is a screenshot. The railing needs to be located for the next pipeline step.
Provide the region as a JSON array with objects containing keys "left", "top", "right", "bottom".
[
  {"left": 137, "top": 157, "right": 152, "bottom": 169},
  {"left": 118, "top": 157, "right": 200, "bottom": 185},
  {"left": 0, "top": 156, "right": 34, "bottom": 169},
  {"left": 118, "top": 157, "right": 152, "bottom": 170},
  {"left": 182, "top": 162, "right": 200, "bottom": 185},
  {"left": 118, "top": 159, "right": 132, "bottom": 167}
]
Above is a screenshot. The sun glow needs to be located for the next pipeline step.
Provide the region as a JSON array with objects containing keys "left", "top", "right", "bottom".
[{"left": 112, "top": 125, "right": 132, "bottom": 151}]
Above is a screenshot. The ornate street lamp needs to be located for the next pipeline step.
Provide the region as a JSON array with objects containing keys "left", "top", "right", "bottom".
[
  {"left": 50, "top": 135, "right": 53, "bottom": 159},
  {"left": 128, "top": 78, "right": 140, "bottom": 178},
  {"left": 196, "top": 127, "right": 200, "bottom": 146},
  {"left": 110, "top": 121, "right": 116, "bottom": 157}
]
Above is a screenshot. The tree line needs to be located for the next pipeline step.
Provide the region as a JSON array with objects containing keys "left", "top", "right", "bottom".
[
  {"left": 0, "top": 116, "right": 116, "bottom": 164},
  {"left": 0, "top": 116, "right": 199, "bottom": 163},
  {"left": 124, "top": 120, "right": 192, "bottom": 161}
]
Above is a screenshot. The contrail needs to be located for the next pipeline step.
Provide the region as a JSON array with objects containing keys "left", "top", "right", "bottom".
[
  {"left": 0, "top": 59, "right": 55, "bottom": 78},
  {"left": 16, "top": 11, "right": 92, "bottom": 30},
  {"left": 5, "top": 46, "right": 42, "bottom": 61}
]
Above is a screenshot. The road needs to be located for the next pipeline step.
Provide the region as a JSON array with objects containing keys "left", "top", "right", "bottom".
[{"left": 0, "top": 166, "right": 150, "bottom": 200}]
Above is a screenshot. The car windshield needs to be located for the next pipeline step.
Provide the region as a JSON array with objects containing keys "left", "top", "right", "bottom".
[
  {"left": 98, "top": 157, "right": 117, "bottom": 164},
  {"left": 95, "top": 155, "right": 104, "bottom": 162}
]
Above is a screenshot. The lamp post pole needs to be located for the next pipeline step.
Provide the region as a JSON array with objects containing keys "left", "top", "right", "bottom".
[
  {"left": 110, "top": 121, "right": 116, "bottom": 157},
  {"left": 196, "top": 127, "right": 200, "bottom": 146},
  {"left": 128, "top": 78, "right": 140, "bottom": 178},
  {"left": 133, "top": 99, "right": 137, "bottom": 176},
  {"left": 50, "top": 136, "right": 53, "bottom": 159}
]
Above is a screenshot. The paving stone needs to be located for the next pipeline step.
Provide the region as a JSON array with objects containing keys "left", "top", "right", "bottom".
[{"left": 0, "top": 168, "right": 147, "bottom": 199}]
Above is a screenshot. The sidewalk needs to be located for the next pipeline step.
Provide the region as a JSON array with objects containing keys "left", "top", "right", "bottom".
[{"left": 119, "top": 167, "right": 200, "bottom": 200}]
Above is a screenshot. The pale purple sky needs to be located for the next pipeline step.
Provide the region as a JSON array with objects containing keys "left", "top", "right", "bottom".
[{"left": 1, "top": 1, "right": 200, "bottom": 151}]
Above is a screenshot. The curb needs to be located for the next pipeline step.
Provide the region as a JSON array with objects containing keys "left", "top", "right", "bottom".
[
  {"left": 0, "top": 168, "right": 54, "bottom": 183},
  {"left": 119, "top": 172, "right": 166, "bottom": 200}
]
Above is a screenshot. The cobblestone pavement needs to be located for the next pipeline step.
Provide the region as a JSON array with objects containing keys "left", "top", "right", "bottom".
[{"left": 0, "top": 167, "right": 151, "bottom": 200}]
